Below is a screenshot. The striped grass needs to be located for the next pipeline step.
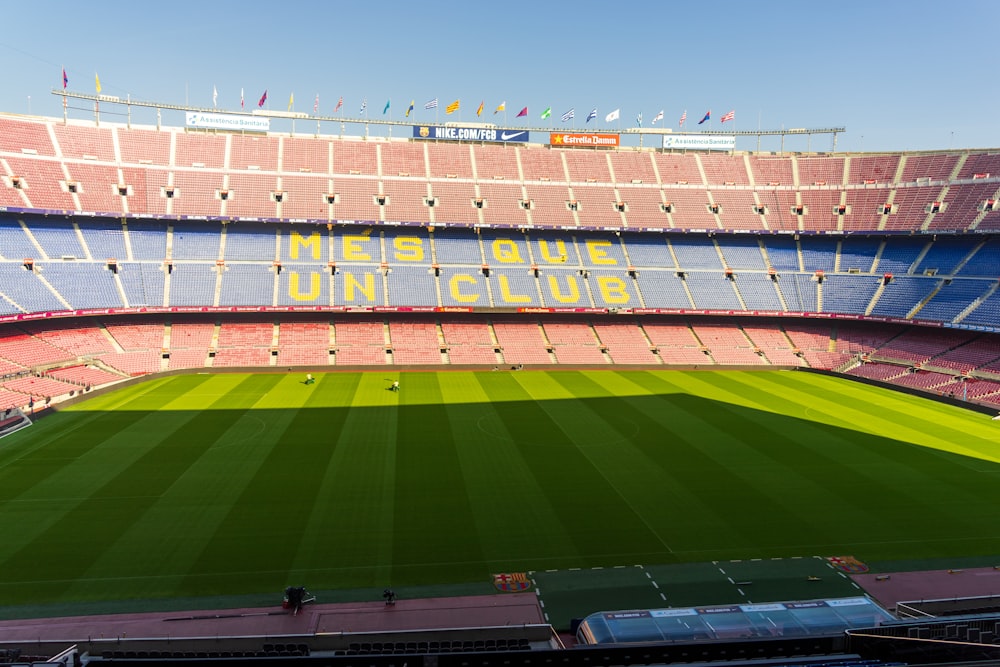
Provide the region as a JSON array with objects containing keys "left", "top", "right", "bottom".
[{"left": 0, "top": 369, "right": 997, "bottom": 606}]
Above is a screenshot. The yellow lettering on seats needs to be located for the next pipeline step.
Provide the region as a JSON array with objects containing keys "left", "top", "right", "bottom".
[
  {"left": 393, "top": 236, "right": 424, "bottom": 261},
  {"left": 288, "top": 272, "right": 321, "bottom": 301},
  {"left": 492, "top": 239, "right": 524, "bottom": 263},
  {"left": 342, "top": 272, "right": 376, "bottom": 302},
  {"left": 289, "top": 231, "right": 321, "bottom": 260},
  {"left": 449, "top": 274, "right": 480, "bottom": 303},
  {"left": 596, "top": 276, "right": 630, "bottom": 304},
  {"left": 546, "top": 274, "right": 580, "bottom": 303},
  {"left": 343, "top": 234, "right": 372, "bottom": 261},
  {"left": 537, "top": 239, "right": 568, "bottom": 263},
  {"left": 585, "top": 239, "right": 617, "bottom": 265},
  {"left": 497, "top": 274, "right": 532, "bottom": 303}
]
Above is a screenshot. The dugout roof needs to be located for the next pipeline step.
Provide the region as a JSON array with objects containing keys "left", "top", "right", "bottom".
[{"left": 577, "top": 596, "right": 894, "bottom": 645}]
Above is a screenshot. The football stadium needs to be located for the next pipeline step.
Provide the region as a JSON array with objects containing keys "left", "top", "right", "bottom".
[{"left": 2, "top": 75, "right": 1000, "bottom": 667}]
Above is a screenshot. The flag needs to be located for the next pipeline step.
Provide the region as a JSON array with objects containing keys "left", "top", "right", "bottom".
[
  {"left": 62, "top": 68, "right": 68, "bottom": 89},
  {"left": 636, "top": 112, "right": 643, "bottom": 126},
  {"left": 360, "top": 97, "right": 367, "bottom": 114},
  {"left": 540, "top": 107, "right": 551, "bottom": 119},
  {"left": 516, "top": 106, "right": 528, "bottom": 118},
  {"left": 476, "top": 100, "right": 484, "bottom": 117},
  {"left": 314, "top": 94, "right": 319, "bottom": 114},
  {"left": 698, "top": 110, "right": 710, "bottom": 124},
  {"left": 679, "top": 110, "right": 687, "bottom": 127},
  {"left": 425, "top": 98, "right": 438, "bottom": 110},
  {"left": 560, "top": 108, "right": 574, "bottom": 122},
  {"left": 213, "top": 85, "right": 218, "bottom": 107},
  {"left": 334, "top": 96, "right": 343, "bottom": 112},
  {"left": 405, "top": 100, "right": 414, "bottom": 117},
  {"left": 241, "top": 88, "right": 245, "bottom": 109},
  {"left": 720, "top": 109, "right": 735, "bottom": 123},
  {"left": 494, "top": 101, "right": 506, "bottom": 114},
  {"left": 445, "top": 99, "right": 460, "bottom": 114},
  {"left": 258, "top": 89, "right": 268, "bottom": 107},
  {"left": 605, "top": 108, "right": 620, "bottom": 123},
  {"left": 288, "top": 93, "right": 294, "bottom": 111},
  {"left": 652, "top": 110, "right": 664, "bottom": 125},
  {"left": 586, "top": 108, "right": 597, "bottom": 123},
  {"left": 95, "top": 73, "right": 101, "bottom": 94},
  {"left": 383, "top": 99, "right": 390, "bottom": 114}
]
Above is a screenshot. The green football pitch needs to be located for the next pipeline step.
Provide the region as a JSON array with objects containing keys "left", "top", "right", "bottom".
[{"left": 1, "top": 369, "right": 999, "bottom": 608}]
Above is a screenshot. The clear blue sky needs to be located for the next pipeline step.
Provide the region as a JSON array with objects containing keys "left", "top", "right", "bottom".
[{"left": 2, "top": 0, "right": 997, "bottom": 153}]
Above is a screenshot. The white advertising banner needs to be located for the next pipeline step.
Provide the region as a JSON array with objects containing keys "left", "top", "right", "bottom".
[
  {"left": 662, "top": 134, "right": 736, "bottom": 151},
  {"left": 185, "top": 112, "right": 270, "bottom": 132}
]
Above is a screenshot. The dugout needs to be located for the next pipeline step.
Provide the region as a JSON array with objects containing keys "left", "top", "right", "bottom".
[{"left": 576, "top": 596, "right": 894, "bottom": 646}]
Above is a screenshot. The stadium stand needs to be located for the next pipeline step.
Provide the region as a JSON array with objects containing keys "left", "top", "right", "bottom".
[
  {"left": 440, "top": 320, "right": 498, "bottom": 365},
  {"left": 276, "top": 318, "right": 331, "bottom": 366},
  {"left": 542, "top": 320, "right": 607, "bottom": 364},
  {"left": 12, "top": 95, "right": 1000, "bottom": 667},
  {"left": 333, "top": 317, "right": 388, "bottom": 365},
  {"left": 213, "top": 320, "right": 274, "bottom": 367},
  {"left": 491, "top": 318, "right": 552, "bottom": 365},
  {"left": 389, "top": 318, "right": 444, "bottom": 364},
  {"left": 3, "top": 112, "right": 1000, "bottom": 439}
]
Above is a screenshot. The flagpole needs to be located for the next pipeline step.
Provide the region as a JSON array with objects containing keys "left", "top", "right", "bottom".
[{"left": 62, "top": 64, "right": 67, "bottom": 124}]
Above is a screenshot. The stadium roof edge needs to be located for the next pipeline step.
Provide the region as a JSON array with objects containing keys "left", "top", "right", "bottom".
[{"left": 9, "top": 107, "right": 1000, "bottom": 157}]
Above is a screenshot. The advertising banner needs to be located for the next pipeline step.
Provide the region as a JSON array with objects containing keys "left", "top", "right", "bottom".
[
  {"left": 549, "top": 133, "right": 620, "bottom": 148},
  {"left": 185, "top": 112, "right": 270, "bottom": 132},
  {"left": 413, "top": 126, "right": 529, "bottom": 143},
  {"left": 662, "top": 134, "right": 736, "bottom": 151}
]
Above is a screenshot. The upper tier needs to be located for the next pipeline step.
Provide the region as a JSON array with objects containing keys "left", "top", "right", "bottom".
[{"left": 1, "top": 114, "right": 999, "bottom": 233}]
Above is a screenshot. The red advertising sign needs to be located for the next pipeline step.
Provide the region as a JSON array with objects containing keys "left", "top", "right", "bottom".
[{"left": 549, "top": 133, "right": 620, "bottom": 148}]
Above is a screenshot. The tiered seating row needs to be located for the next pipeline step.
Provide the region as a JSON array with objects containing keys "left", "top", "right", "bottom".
[
  {"left": 3, "top": 116, "right": 1000, "bottom": 233},
  {"left": 5, "top": 222, "right": 1000, "bottom": 330},
  {"left": 1, "top": 316, "right": 1000, "bottom": 410}
]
